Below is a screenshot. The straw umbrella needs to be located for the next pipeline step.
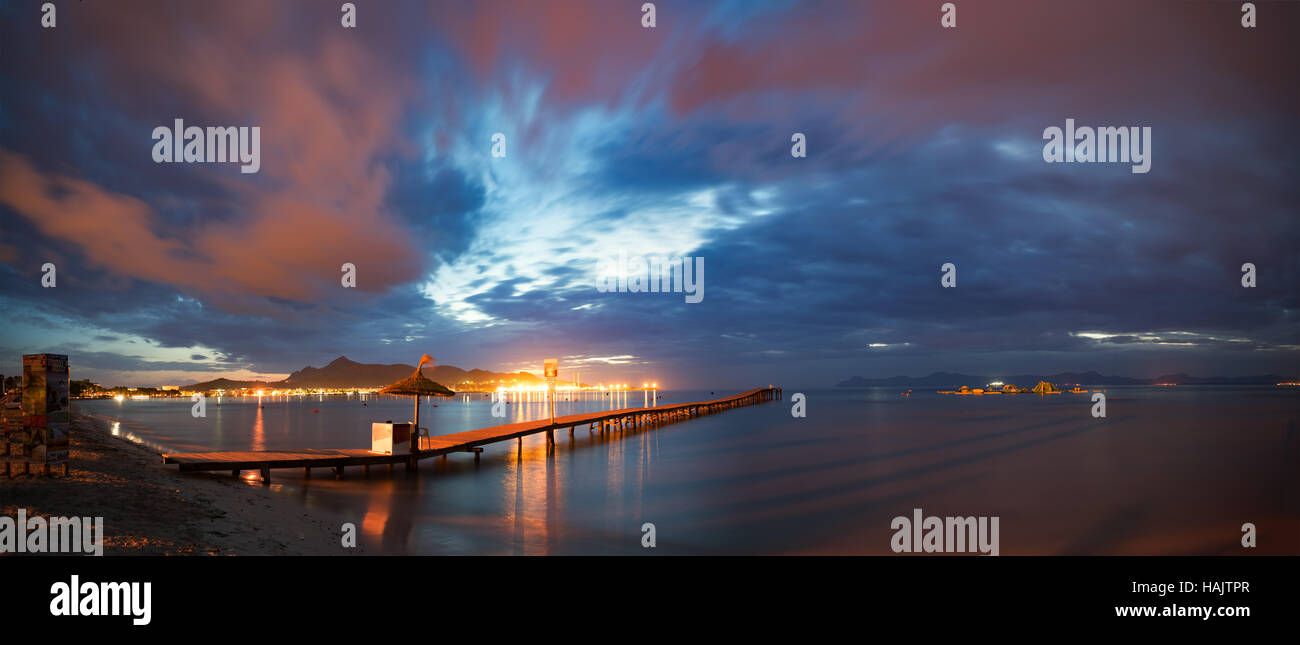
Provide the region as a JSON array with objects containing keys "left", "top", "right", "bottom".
[{"left": 379, "top": 354, "right": 455, "bottom": 453}]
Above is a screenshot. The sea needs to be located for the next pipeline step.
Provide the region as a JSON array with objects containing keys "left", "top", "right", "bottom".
[{"left": 75, "top": 386, "right": 1300, "bottom": 555}]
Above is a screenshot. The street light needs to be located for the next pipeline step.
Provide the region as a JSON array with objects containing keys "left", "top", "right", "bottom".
[{"left": 544, "top": 358, "right": 558, "bottom": 424}]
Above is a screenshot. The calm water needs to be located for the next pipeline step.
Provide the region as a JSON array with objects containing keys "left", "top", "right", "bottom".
[{"left": 77, "top": 387, "right": 1300, "bottom": 555}]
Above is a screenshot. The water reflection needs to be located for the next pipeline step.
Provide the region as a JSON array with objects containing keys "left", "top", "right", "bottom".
[
  {"left": 75, "top": 388, "right": 1298, "bottom": 554},
  {"left": 362, "top": 488, "right": 389, "bottom": 540},
  {"left": 251, "top": 403, "right": 265, "bottom": 451}
]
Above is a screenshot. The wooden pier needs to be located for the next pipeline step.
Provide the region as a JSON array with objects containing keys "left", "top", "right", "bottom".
[{"left": 162, "top": 387, "right": 782, "bottom": 485}]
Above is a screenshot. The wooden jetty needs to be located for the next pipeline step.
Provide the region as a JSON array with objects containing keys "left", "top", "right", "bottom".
[{"left": 162, "top": 387, "right": 782, "bottom": 485}]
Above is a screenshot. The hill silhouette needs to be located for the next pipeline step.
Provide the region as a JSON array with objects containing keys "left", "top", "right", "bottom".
[{"left": 184, "top": 356, "right": 546, "bottom": 391}]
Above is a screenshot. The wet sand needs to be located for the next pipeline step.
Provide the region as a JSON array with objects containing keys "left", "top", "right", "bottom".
[{"left": 0, "top": 414, "right": 362, "bottom": 555}]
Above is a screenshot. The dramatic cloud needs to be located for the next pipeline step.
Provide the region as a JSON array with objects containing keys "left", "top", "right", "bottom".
[{"left": 0, "top": 0, "right": 1296, "bottom": 387}]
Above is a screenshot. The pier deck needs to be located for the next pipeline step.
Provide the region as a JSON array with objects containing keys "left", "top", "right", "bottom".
[{"left": 162, "top": 387, "right": 781, "bottom": 484}]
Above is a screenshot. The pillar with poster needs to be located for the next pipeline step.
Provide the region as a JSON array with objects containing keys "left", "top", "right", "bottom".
[
  {"left": 1, "top": 370, "right": 21, "bottom": 472},
  {"left": 544, "top": 358, "right": 558, "bottom": 424},
  {"left": 8, "top": 354, "right": 70, "bottom": 476}
]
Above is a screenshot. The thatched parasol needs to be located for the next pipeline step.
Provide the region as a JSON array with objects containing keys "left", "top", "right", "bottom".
[{"left": 380, "top": 354, "right": 454, "bottom": 452}]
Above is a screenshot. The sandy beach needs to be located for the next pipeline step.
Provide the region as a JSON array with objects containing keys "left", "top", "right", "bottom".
[{"left": 1, "top": 413, "right": 362, "bottom": 556}]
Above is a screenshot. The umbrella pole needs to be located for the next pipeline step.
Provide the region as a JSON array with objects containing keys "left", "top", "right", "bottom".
[{"left": 411, "top": 395, "right": 420, "bottom": 453}]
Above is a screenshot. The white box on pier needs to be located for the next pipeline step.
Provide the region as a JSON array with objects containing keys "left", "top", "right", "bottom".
[{"left": 371, "top": 422, "right": 412, "bottom": 455}]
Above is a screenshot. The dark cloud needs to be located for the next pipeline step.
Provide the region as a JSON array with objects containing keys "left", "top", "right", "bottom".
[{"left": 0, "top": 1, "right": 1296, "bottom": 387}]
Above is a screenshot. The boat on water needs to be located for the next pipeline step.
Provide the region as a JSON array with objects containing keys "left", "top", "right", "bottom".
[
  {"left": 938, "top": 383, "right": 1033, "bottom": 395},
  {"left": 1031, "top": 381, "right": 1061, "bottom": 394}
]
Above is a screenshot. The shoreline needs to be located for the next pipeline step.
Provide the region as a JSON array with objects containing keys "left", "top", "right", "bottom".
[{"left": 1, "top": 414, "right": 362, "bottom": 556}]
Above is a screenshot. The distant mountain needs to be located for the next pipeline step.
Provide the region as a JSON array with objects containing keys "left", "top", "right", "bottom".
[
  {"left": 837, "top": 372, "right": 984, "bottom": 388},
  {"left": 1004, "top": 372, "right": 1148, "bottom": 386},
  {"left": 281, "top": 356, "right": 410, "bottom": 388},
  {"left": 836, "top": 371, "right": 1293, "bottom": 388},
  {"left": 184, "top": 356, "right": 547, "bottom": 391},
  {"left": 181, "top": 377, "right": 277, "bottom": 391}
]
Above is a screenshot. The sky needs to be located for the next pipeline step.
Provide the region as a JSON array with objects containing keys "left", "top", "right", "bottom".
[{"left": 0, "top": 0, "right": 1296, "bottom": 389}]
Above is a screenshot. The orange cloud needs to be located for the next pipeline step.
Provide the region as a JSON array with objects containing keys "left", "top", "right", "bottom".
[
  {"left": 0, "top": 151, "right": 419, "bottom": 310},
  {"left": 0, "top": 3, "right": 425, "bottom": 315}
]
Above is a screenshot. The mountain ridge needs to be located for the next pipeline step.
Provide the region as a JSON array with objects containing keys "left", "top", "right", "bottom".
[{"left": 183, "top": 357, "right": 547, "bottom": 391}]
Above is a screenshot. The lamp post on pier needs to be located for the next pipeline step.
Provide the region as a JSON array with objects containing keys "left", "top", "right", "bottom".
[{"left": 544, "top": 358, "right": 558, "bottom": 425}]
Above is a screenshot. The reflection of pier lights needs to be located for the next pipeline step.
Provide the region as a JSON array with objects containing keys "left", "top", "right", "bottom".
[{"left": 166, "top": 387, "right": 779, "bottom": 485}]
